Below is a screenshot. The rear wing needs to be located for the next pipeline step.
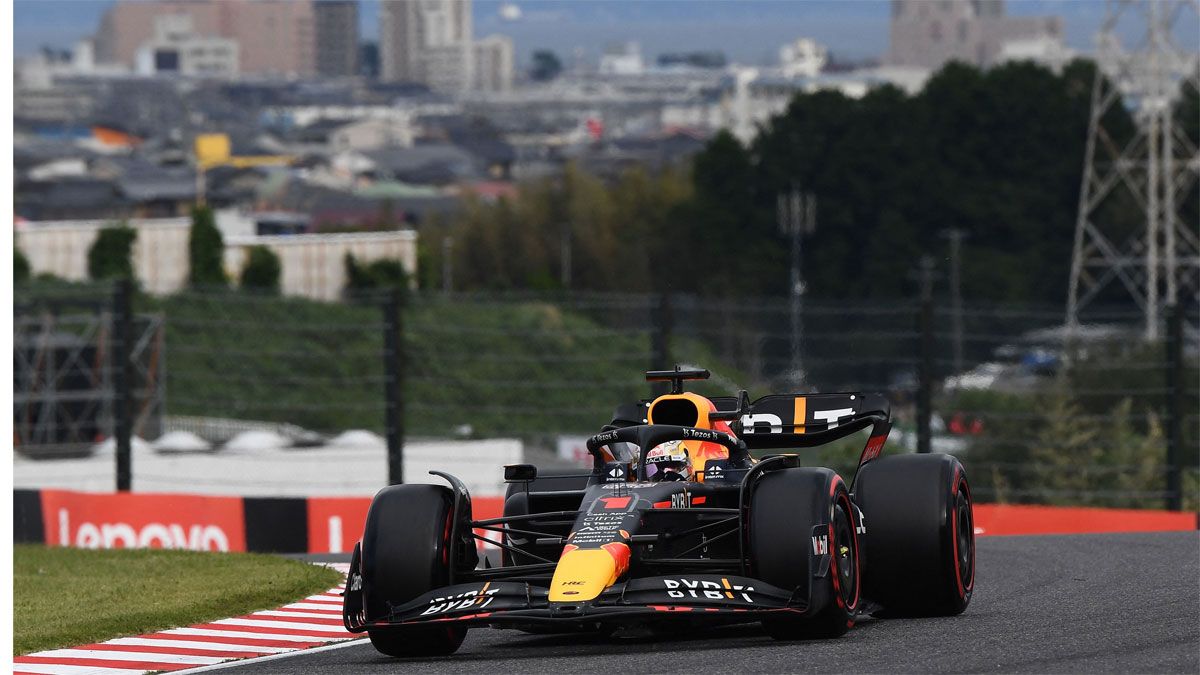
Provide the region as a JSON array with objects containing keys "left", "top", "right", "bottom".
[
  {"left": 611, "top": 391, "right": 891, "bottom": 470},
  {"left": 708, "top": 392, "right": 890, "bottom": 450}
]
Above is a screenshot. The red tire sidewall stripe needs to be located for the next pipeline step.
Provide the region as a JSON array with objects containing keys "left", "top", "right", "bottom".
[
  {"left": 827, "top": 476, "right": 860, "bottom": 613},
  {"left": 950, "top": 466, "right": 974, "bottom": 599}
]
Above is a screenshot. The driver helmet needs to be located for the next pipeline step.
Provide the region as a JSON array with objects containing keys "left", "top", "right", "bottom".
[{"left": 644, "top": 440, "right": 692, "bottom": 482}]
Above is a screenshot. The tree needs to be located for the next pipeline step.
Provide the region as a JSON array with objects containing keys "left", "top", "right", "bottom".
[
  {"left": 344, "top": 253, "right": 410, "bottom": 297},
  {"left": 87, "top": 224, "right": 138, "bottom": 281},
  {"left": 240, "top": 245, "right": 281, "bottom": 293},
  {"left": 14, "top": 247, "right": 30, "bottom": 283},
  {"left": 188, "top": 205, "right": 226, "bottom": 288},
  {"left": 530, "top": 50, "right": 563, "bottom": 82}
]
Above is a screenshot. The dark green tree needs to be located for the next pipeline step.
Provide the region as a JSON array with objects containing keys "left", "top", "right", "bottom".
[
  {"left": 188, "top": 205, "right": 226, "bottom": 288},
  {"left": 14, "top": 247, "right": 31, "bottom": 283},
  {"left": 239, "top": 245, "right": 281, "bottom": 293},
  {"left": 86, "top": 224, "right": 138, "bottom": 281},
  {"left": 344, "top": 253, "right": 410, "bottom": 297},
  {"left": 530, "top": 50, "right": 563, "bottom": 81}
]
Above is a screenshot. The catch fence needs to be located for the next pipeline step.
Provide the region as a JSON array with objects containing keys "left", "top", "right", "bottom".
[{"left": 12, "top": 281, "right": 1197, "bottom": 510}]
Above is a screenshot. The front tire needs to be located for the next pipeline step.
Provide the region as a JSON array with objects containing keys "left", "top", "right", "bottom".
[
  {"left": 855, "top": 454, "right": 975, "bottom": 616},
  {"left": 361, "top": 484, "right": 467, "bottom": 657},
  {"left": 750, "top": 467, "right": 861, "bottom": 640}
]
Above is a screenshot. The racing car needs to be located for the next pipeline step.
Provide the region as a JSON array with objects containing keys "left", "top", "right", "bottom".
[{"left": 343, "top": 366, "right": 975, "bottom": 657}]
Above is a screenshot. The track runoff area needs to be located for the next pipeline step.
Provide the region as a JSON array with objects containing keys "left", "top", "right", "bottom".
[{"left": 68, "top": 530, "right": 1190, "bottom": 675}]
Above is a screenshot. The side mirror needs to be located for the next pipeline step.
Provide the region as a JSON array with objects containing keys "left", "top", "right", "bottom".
[{"left": 503, "top": 464, "right": 538, "bottom": 482}]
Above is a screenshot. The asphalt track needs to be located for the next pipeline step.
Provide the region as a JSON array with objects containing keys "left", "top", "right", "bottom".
[{"left": 212, "top": 532, "right": 1199, "bottom": 674}]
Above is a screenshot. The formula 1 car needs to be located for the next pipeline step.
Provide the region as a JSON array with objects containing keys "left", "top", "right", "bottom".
[{"left": 343, "top": 367, "right": 975, "bottom": 657}]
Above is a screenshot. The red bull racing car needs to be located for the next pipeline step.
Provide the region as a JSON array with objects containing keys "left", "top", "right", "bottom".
[{"left": 343, "top": 367, "right": 975, "bottom": 657}]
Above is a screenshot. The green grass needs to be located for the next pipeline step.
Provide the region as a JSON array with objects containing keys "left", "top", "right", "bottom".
[{"left": 13, "top": 545, "right": 342, "bottom": 656}]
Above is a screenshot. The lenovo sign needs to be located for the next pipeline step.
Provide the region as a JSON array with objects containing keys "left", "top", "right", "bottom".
[{"left": 39, "top": 490, "right": 247, "bottom": 552}]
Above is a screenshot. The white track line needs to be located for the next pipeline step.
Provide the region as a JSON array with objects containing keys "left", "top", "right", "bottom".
[
  {"left": 177, "top": 637, "right": 369, "bottom": 673},
  {"left": 30, "top": 649, "right": 227, "bottom": 665},
  {"left": 102, "top": 637, "right": 294, "bottom": 654},
  {"left": 13, "top": 665, "right": 149, "bottom": 675},
  {"left": 301, "top": 595, "right": 342, "bottom": 604},
  {"left": 160, "top": 628, "right": 342, "bottom": 643},
  {"left": 253, "top": 610, "right": 344, "bottom": 620},
  {"left": 281, "top": 602, "right": 343, "bottom": 611},
  {"left": 212, "top": 618, "right": 350, "bottom": 633}
]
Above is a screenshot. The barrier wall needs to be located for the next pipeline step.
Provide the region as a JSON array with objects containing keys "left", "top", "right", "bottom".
[
  {"left": 13, "top": 488, "right": 1198, "bottom": 554},
  {"left": 14, "top": 488, "right": 504, "bottom": 554}
]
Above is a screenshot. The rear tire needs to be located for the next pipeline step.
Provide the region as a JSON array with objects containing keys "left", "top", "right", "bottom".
[
  {"left": 361, "top": 484, "right": 466, "bottom": 657},
  {"left": 750, "top": 467, "right": 861, "bottom": 640},
  {"left": 855, "top": 454, "right": 974, "bottom": 616}
]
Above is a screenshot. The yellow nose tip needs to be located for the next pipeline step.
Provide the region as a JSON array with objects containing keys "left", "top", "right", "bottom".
[{"left": 548, "top": 549, "right": 619, "bottom": 602}]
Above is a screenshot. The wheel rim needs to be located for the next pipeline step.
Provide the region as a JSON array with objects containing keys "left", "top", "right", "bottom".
[
  {"left": 954, "top": 482, "right": 974, "bottom": 589},
  {"left": 832, "top": 499, "right": 858, "bottom": 608}
]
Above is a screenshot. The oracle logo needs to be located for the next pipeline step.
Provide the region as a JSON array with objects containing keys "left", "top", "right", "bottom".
[{"left": 58, "top": 508, "right": 231, "bottom": 552}]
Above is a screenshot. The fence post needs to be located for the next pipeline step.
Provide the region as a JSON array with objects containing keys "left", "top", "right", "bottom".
[
  {"left": 651, "top": 292, "right": 673, "bottom": 395},
  {"left": 1165, "top": 303, "right": 1183, "bottom": 511},
  {"left": 113, "top": 278, "right": 133, "bottom": 492},
  {"left": 916, "top": 256, "right": 935, "bottom": 455},
  {"left": 383, "top": 289, "right": 405, "bottom": 485}
]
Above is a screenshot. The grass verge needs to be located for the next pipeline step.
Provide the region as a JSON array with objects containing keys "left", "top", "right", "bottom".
[{"left": 13, "top": 544, "right": 342, "bottom": 656}]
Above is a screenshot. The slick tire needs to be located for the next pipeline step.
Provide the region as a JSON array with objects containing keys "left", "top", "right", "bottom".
[
  {"left": 362, "top": 484, "right": 466, "bottom": 657},
  {"left": 855, "top": 454, "right": 975, "bottom": 616},
  {"left": 750, "top": 467, "right": 861, "bottom": 640}
]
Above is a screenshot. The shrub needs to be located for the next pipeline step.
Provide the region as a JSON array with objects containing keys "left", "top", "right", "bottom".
[
  {"left": 344, "top": 253, "right": 410, "bottom": 297},
  {"left": 14, "top": 247, "right": 31, "bottom": 283},
  {"left": 188, "top": 205, "right": 226, "bottom": 288},
  {"left": 86, "top": 224, "right": 137, "bottom": 281},
  {"left": 240, "top": 246, "right": 281, "bottom": 293}
]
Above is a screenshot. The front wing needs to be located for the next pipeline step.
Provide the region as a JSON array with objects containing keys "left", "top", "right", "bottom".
[{"left": 345, "top": 574, "right": 808, "bottom": 631}]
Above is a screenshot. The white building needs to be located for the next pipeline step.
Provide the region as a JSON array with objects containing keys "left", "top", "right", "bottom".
[
  {"left": 474, "top": 34, "right": 514, "bottom": 93},
  {"left": 779, "top": 38, "right": 828, "bottom": 79},
  {"left": 380, "top": 0, "right": 474, "bottom": 93},
  {"left": 15, "top": 216, "right": 418, "bottom": 300},
  {"left": 330, "top": 118, "right": 415, "bottom": 153},
  {"left": 599, "top": 42, "right": 645, "bottom": 76},
  {"left": 133, "top": 14, "right": 238, "bottom": 78},
  {"left": 996, "top": 35, "right": 1076, "bottom": 72},
  {"left": 887, "top": 0, "right": 1064, "bottom": 70}
]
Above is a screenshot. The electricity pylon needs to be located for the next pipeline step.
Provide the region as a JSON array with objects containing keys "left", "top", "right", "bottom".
[{"left": 1067, "top": 0, "right": 1200, "bottom": 339}]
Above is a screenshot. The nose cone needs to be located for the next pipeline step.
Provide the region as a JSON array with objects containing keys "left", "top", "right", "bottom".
[{"left": 548, "top": 543, "right": 631, "bottom": 602}]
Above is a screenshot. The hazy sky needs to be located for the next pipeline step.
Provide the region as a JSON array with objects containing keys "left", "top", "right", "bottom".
[{"left": 11, "top": 1, "right": 1189, "bottom": 66}]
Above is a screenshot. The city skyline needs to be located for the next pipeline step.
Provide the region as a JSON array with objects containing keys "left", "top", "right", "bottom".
[{"left": 15, "top": 0, "right": 1178, "bottom": 67}]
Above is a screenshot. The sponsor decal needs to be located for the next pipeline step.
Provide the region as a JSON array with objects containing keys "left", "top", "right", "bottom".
[
  {"left": 704, "top": 464, "right": 724, "bottom": 480},
  {"left": 606, "top": 465, "right": 627, "bottom": 482},
  {"left": 349, "top": 573, "right": 363, "bottom": 591},
  {"left": 739, "top": 412, "right": 784, "bottom": 435},
  {"left": 812, "top": 533, "right": 829, "bottom": 555},
  {"left": 681, "top": 428, "right": 717, "bottom": 441},
  {"left": 593, "top": 430, "right": 620, "bottom": 444},
  {"left": 570, "top": 511, "right": 631, "bottom": 545},
  {"left": 41, "top": 490, "right": 245, "bottom": 552},
  {"left": 855, "top": 505, "right": 867, "bottom": 535},
  {"left": 420, "top": 584, "right": 500, "bottom": 616},
  {"left": 813, "top": 408, "right": 854, "bottom": 429},
  {"left": 670, "top": 492, "right": 689, "bottom": 509},
  {"left": 860, "top": 434, "right": 886, "bottom": 464},
  {"left": 600, "top": 496, "right": 632, "bottom": 510},
  {"left": 663, "top": 577, "right": 755, "bottom": 603}
]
